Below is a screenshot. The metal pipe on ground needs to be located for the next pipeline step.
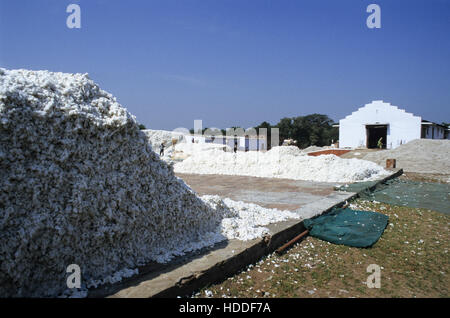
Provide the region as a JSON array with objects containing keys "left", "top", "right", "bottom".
[{"left": 276, "top": 229, "right": 309, "bottom": 255}]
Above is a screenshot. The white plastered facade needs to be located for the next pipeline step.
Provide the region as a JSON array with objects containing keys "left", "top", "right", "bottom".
[{"left": 339, "top": 100, "right": 422, "bottom": 149}]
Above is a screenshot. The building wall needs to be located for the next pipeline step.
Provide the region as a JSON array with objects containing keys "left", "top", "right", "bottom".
[
  {"left": 339, "top": 100, "right": 422, "bottom": 149},
  {"left": 438, "top": 127, "right": 445, "bottom": 139},
  {"left": 434, "top": 126, "right": 444, "bottom": 139},
  {"left": 205, "top": 135, "right": 266, "bottom": 151},
  {"left": 422, "top": 125, "right": 446, "bottom": 139}
]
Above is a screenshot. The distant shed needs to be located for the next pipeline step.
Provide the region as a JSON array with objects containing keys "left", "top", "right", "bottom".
[{"left": 337, "top": 100, "right": 448, "bottom": 149}]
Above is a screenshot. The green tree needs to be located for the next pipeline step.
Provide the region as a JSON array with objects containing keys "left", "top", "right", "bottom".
[
  {"left": 276, "top": 117, "right": 294, "bottom": 146},
  {"left": 254, "top": 121, "right": 273, "bottom": 149},
  {"left": 272, "top": 114, "right": 337, "bottom": 148}
]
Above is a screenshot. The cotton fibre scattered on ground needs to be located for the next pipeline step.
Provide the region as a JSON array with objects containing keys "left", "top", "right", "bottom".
[
  {"left": 363, "top": 139, "right": 450, "bottom": 174},
  {"left": 174, "top": 145, "right": 390, "bottom": 183},
  {"left": 0, "top": 68, "right": 299, "bottom": 297},
  {"left": 195, "top": 199, "right": 449, "bottom": 298}
]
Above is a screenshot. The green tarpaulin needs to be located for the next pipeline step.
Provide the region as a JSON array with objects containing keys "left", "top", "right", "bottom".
[
  {"left": 336, "top": 179, "right": 450, "bottom": 215},
  {"left": 304, "top": 208, "right": 389, "bottom": 248}
]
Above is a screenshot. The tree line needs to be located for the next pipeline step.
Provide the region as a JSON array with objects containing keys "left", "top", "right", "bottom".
[
  {"left": 254, "top": 114, "right": 338, "bottom": 149},
  {"left": 187, "top": 114, "right": 338, "bottom": 149},
  {"left": 141, "top": 113, "right": 339, "bottom": 150}
]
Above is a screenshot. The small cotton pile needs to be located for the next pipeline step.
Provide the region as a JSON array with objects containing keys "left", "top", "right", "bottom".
[
  {"left": 0, "top": 68, "right": 298, "bottom": 297},
  {"left": 142, "top": 129, "right": 186, "bottom": 161},
  {"left": 175, "top": 142, "right": 232, "bottom": 155},
  {"left": 142, "top": 131, "right": 232, "bottom": 162},
  {"left": 141, "top": 129, "right": 185, "bottom": 151},
  {"left": 203, "top": 195, "right": 300, "bottom": 241},
  {"left": 270, "top": 145, "right": 304, "bottom": 156},
  {"left": 174, "top": 146, "right": 389, "bottom": 183}
]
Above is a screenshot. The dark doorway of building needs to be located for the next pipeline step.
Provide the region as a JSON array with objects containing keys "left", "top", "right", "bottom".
[{"left": 366, "top": 125, "right": 387, "bottom": 149}]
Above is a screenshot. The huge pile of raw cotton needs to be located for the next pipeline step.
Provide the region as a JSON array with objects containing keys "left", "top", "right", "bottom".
[
  {"left": 174, "top": 146, "right": 390, "bottom": 183},
  {"left": 0, "top": 68, "right": 299, "bottom": 297}
]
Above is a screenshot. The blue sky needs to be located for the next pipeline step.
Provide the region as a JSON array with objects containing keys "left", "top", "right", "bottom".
[{"left": 1, "top": 0, "right": 449, "bottom": 130}]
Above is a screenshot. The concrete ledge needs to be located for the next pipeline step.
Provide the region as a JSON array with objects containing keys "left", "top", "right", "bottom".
[
  {"left": 91, "top": 170, "right": 402, "bottom": 298},
  {"left": 368, "top": 168, "right": 403, "bottom": 192}
]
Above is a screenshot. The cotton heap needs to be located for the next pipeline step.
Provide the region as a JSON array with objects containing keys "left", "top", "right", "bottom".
[
  {"left": 141, "top": 129, "right": 185, "bottom": 152},
  {"left": 174, "top": 146, "right": 390, "bottom": 183},
  {"left": 0, "top": 69, "right": 299, "bottom": 297}
]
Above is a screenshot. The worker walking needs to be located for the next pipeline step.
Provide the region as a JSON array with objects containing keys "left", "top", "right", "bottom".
[
  {"left": 160, "top": 142, "right": 165, "bottom": 156},
  {"left": 377, "top": 137, "right": 383, "bottom": 149}
]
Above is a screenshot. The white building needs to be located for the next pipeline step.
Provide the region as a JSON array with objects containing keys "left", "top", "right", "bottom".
[
  {"left": 204, "top": 135, "right": 267, "bottom": 151},
  {"left": 338, "top": 100, "right": 449, "bottom": 149}
]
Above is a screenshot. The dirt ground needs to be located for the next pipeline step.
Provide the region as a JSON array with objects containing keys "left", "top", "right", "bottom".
[{"left": 193, "top": 199, "right": 449, "bottom": 298}]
